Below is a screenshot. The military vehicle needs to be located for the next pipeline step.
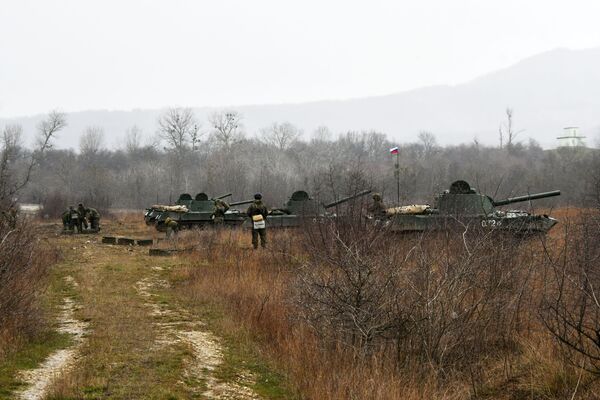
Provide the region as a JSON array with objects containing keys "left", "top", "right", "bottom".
[
  {"left": 383, "top": 180, "right": 560, "bottom": 234},
  {"left": 153, "top": 192, "right": 253, "bottom": 231},
  {"left": 144, "top": 193, "right": 231, "bottom": 225},
  {"left": 264, "top": 189, "right": 372, "bottom": 228}
]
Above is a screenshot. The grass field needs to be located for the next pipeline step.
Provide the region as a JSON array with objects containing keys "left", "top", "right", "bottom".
[{"left": 3, "top": 209, "right": 600, "bottom": 399}]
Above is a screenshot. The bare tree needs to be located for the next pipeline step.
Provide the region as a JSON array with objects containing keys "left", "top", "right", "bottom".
[
  {"left": 418, "top": 131, "right": 438, "bottom": 155},
  {"left": 499, "top": 108, "right": 524, "bottom": 149},
  {"left": 260, "top": 122, "right": 300, "bottom": 150},
  {"left": 79, "top": 126, "right": 104, "bottom": 155},
  {"left": 0, "top": 111, "right": 65, "bottom": 208},
  {"left": 208, "top": 110, "right": 243, "bottom": 148},
  {"left": 158, "top": 107, "right": 201, "bottom": 152},
  {"left": 312, "top": 125, "right": 332, "bottom": 142},
  {"left": 125, "top": 125, "right": 142, "bottom": 153}
]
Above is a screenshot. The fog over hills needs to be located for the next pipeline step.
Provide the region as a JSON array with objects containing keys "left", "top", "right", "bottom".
[{"left": 3, "top": 47, "right": 600, "bottom": 150}]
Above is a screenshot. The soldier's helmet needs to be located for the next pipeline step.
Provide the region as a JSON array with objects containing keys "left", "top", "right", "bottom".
[
  {"left": 254, "top": 193, "right": 262, "bottom": 200},
  {"left": 372, "top": 193, "right": 382, "bottom": 201},
  {"left": 78, "top": 203, "right": 84, "bottom": 207}
]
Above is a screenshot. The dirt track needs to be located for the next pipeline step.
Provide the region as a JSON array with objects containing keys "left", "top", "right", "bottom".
[{"left": 10, "top": 220, "right": 265, "bottom": 399}]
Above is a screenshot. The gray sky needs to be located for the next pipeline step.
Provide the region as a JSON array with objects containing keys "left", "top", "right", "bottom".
[{"left": 2, "top": 0, "right": 600, "bottom": 118}]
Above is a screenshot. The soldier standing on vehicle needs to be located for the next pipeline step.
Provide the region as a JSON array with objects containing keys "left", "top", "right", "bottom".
[
  {"left": 86, "top": 207, "right": 101, "bottom": 231},
  {"left": 246, "top": 193, "right": 268, "bottom": 249},
  {"left": 212, "top": 198, "right": 230, "bottom": 225},
  {"left": 367, "top": 193, "right": 387, "bottom": 219},
  {"left": 77, "top": 203, "right": 88, "bottom": 232}
]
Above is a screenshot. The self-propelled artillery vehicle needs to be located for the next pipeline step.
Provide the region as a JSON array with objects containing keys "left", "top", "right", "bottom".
[
  {"left": 264, "top": 189, "right": 372, "bottom": 228},
  {"left": 153, "top": 192, "right": 254, "bottom": 231},
  {"left": 384, "top": 180, "right": 560, "bottom": 235}
]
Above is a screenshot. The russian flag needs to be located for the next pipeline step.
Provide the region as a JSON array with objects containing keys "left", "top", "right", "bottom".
[{"left": 389, "top": 146, "right": 399, "bottom": 155}]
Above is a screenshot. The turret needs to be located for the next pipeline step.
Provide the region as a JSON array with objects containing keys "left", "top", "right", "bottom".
[{"left": 436, "top": 181, "right": 561, "bottom": 216}]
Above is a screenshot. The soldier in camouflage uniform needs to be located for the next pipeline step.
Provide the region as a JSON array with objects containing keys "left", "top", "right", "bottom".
[
  {"left": 61, "top": 207, "right": 71, "bottom": 230},
  {"left": 212, "top": 199, "right": 230, "bottom": 225},
  {"left": 246, "top": 193, "right": 268, "bottom": 249},
  {"left": 164, "top": 217, "right": 179, "bottom": 239},
  {"left": 86, "top": 207, "right": 101, "bottom": 231},
  {"left": 66, "top": 206, "right": 79, "bottom": 231},
  {"left": 77, "top": 203, "right": 88, "bottom": 232},
  {"left": 367, "top": 193, "right": 387, "bottom": 219}
]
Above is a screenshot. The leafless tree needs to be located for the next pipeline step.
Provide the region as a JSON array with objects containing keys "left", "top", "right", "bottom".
[
  {"left": 499, "top": 108, "right": 524, "bottom": 149},
  {"left": 125, "top": 125, "right": 142, "bottom": 153},
  {"left": 208, "top": 110, "right": 243, "bottom": 148},
  {"left": 260, "top": 122, "right": 300, "bottom": 150},
  {"left": 79, "top": 126, "right": 104, "bottom": 155},
  {"left": 158, "top": 107, "right": 201, "bottom": 152},
  {"left": 0, "top": 111, "right": 65, "bottom": 208},
  {"left": 312, "top": 125, "right": 332, "bottom": 142},
  {"left": 418, "top": 131, "right": 438, "bottom": 155}
]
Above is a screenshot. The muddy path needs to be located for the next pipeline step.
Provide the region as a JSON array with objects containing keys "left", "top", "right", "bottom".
[{"left": 16, "top": 276, "right": 88, "bottom": 400}]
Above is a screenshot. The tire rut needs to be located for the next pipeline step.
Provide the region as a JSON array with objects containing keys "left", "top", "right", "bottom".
[
  {"left": 135, "top": 272, "right": 260, "bottom": 399},
  {"left": 16, "top": 276, "right": 88, "bottom": 400}
]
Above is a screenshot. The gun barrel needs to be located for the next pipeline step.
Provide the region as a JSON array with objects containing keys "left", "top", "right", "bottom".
[
  {"left": 229, "top": 199, "right": 254, "bottom": 207},
  {"left": 493, "top": 190, "right": 561, "bottom": 206},
  {"left": 324, "top": 189, "right": 372, "bottom": 209},
  {"left": 216, "top": 193, "right": 233, "bottom": 200}
]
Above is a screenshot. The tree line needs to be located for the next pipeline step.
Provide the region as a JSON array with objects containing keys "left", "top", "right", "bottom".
[{"left": 2, "top": 107, "right": 598, "bottom": 215}]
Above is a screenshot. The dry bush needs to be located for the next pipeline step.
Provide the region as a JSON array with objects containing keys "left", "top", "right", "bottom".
[
  {"left": 540, "top": 211, "right": 600, "bottom": 374},
  {"left": 172, "top": 227, "right": 470, "bottom": 398},
  {"left": 298, "top": 218, "right": 536, "bottom": 376},
  {"left": 172, "top": 216, "right": 599, "bottom": 399},
  {"left": 0, "top": 216, "right": 57, "bottom": 358}
]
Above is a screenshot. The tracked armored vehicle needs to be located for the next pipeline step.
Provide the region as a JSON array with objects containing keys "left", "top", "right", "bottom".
[
  {"left": 153, "top": 193, "right": 253, "bottom": 231},
  {"left": 264, "top": 189, "right": 372, "bottom": 228},
  {"left": 385, "top": 180, "right": 560, "bottom": 235}
]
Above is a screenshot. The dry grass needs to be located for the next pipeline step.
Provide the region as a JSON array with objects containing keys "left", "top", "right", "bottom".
[
  {"left": 172, "top": 229, "right": 466, "bottom": 399},
  {"left": 167, "top": 212, "right": 600, "bottom": 400},
  {"left": 42, "top": 217, "right": 195, "bottom": 399},
  {"left": 0, "top": 219, "right": 60, "bottom": 358}
]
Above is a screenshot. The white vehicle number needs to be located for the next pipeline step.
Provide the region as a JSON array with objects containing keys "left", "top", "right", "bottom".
[{"left": 481, "top": 219, "right": 502, "bottom": 227}]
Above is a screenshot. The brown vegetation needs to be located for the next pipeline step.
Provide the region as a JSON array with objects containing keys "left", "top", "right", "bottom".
[
  {"left": 170, "top": 212, "right": 600, "bottom": 399},
  {"left": 0, "top": 218, "right": 59, "bottom": 359}
]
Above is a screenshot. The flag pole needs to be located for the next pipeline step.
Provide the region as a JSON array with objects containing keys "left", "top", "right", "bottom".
[{"left": 395, "top": 151, "right": 400, "bottom": 206}]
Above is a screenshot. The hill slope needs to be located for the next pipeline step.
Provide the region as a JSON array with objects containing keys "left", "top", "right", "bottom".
[{"left": 3, "top": 47, "right": 600, "bottom": 149}]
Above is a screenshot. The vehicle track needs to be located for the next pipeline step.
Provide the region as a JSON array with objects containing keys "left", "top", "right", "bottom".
[
  {"left": 135, "top": 271, "right": 260, "bottom": 399},
  {"left": 16, "top": 276, "right": 88, "bottom": 400}
]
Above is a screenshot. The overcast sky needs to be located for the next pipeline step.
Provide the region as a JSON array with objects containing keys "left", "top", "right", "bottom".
[{"left": 2, "top": 0, "right": 600, "bottom": 118}]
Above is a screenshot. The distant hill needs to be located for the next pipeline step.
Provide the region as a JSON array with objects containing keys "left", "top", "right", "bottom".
[{"left": 2, "top": 47, "right": 600, "bottom": 150}]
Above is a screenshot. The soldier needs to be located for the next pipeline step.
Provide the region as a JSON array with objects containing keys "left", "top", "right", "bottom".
[
  {"left": 86, "top": 207, "right": 101, "bottom": 231},
  {"left": 77, "top": 203, "right": 88, "bottom": 232},
  {"left": 212, "top": 198, "right": 230, "bottom": 225},
  {"left": 68, "top": 206, "right": 79, "bottom": 231},
  {"left": 61, "top": 207, "right": 71, "bottom": 230},
  {"left": 246, "top": 193, "right": 268, "bottom": 249},
  {"left": 164, "top": 217, "right": 179, "bottom": 239},
  {"left": 368, "top": 193, "right": 387, "bottom": 219}
]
